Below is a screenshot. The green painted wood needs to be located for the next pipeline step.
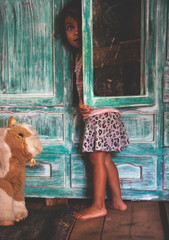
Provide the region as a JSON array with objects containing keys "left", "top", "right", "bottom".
[
  {"left": 163, "top": 67, "right": 169, "bottom": 102},
  {"left": 25, "top": 161, "right": 51, "bottom": 178},
  {"left": 116, "top": 156, "right": 157, "bottom": 191},
  {"left": 0, "top": 0, "right": 64, "bottom": 106},
  {"left": 72, "top": 114, "right": 84, "bottom": 143},
  {"left": 117, "top": 163, "right": 142, "bottom": 180},
  {"left": 167, "top": 8, "right": 169, "bottom": 61},
  {"left": 0, "top": 112, "right": 64, "bottom": 142},
  {"left": 121, "top": 111, "right": 155, "bottom": 143},
  {"left": 71, "top": 154, "right": 157, "bottom": 191},
  {"left": 82, "top": 0, "right": 155, "bottom": 108},
  {"left": 24, "top": 187, "right": 169, "bottom": 200},
  {"left": 164, "top": 112, "right": 169, "bottom": 146},
  {"left": 163, "top": 156, "right": 169, "bottom": 190},
  {"left": 69, "top": 217, "right": 104, "bottom": 240},
  {"left": 25, "top": 154, "right": 65, "bottom": 188}
]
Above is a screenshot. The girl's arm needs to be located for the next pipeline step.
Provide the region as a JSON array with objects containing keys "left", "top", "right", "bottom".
[
  {"left": 75, "top": 54, "right": 92, "bottom": 118},
  {"left": 79, "top": 98, "right": 93, "bottom": 119}
]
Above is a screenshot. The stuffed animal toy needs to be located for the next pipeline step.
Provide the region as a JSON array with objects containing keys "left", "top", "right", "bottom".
[{"left": 0, "top": 116, "right": 43, "bottom": 226}]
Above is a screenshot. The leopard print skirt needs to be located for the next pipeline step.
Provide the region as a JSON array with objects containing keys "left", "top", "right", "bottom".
[{"left": 81, "top": 112, "right": 129, "bottom": 152}]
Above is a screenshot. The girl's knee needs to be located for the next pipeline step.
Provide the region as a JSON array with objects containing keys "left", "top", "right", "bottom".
[
  {"left": 105, "top": 153, "right": 116, "bottom": 166},
  {"left": 89, "top": 152, "right": 106, "bottom": 166},
  {"left": 90, "top": 157, "right": 97, "bottom": 166}
]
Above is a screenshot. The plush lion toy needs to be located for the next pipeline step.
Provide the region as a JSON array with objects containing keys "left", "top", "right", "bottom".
[{"left": 0, "top": 116, "right": 43, "bottom": 226}]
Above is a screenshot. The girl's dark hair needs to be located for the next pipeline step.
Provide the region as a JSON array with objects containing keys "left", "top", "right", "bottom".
[{"left": 57, "top": 0, "right": 82, "bottom": 52}]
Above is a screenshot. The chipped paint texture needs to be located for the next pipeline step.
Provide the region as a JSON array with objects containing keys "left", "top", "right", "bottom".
[
  {"left": 0, "top": 1, "right": 53, "bottom": 95},
  {"left": 0, "top": 0, "right": 64, "bottom": 106}
]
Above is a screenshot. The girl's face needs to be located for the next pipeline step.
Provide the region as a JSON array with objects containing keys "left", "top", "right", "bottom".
[{"left": 64, "top": 15, "right": 81, "bottom": 49}]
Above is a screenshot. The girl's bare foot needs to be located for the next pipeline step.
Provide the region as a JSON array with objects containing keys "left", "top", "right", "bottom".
[
  {"left": 109, "top": 200, "right": 127, "bottom": 211},
  {"left": 75, "top": 206, "right": 107, "bottom": 220},
  {"left": 0, "top": 221, "right": 14, "bottom": 226}
]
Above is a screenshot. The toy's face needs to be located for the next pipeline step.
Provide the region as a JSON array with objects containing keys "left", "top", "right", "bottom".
[
  {"left": 4, "top": 117, "right": 43, "bottom": 163},
  {"left": 23, "top": 123, "right": 43, "bottom": 158}
]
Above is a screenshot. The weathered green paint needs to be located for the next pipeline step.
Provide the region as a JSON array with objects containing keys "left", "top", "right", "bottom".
[
  {"left": 71, "top": 155, "right": 157, "bottom": 191},
  {"left": 0, "top": 0, "right": 169, "bottom": 201},
  {"left": 163, "top": 67, "right": 169, "bottom": 102},
  {"left": 0, "top": 0, "right": 64, "bottom": 106},
  {"left": 25, "top": 155, "right": 65, "bottom": 188},
  {"left": 83, "top": 0, "right": 155, "bottom": 108}
]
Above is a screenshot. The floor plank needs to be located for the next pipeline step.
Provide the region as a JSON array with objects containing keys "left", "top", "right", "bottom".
[
  {"left": 165, "top": 202, "right": 169, "bottom": 225},
  {"left": 131, "top": 202, "right": 164, "bottom": 239},
  {"left": 163, "top": 202, "right": 169, "bottom": 239},
  {"left": 102, "top": 201, "right": 133, "bottom": 240},
  {"left": 102, "top": 201, "right": 165, "bottom": 240},
  {"left": 69, "top": 216, "right": 105, "bottom": 240}
]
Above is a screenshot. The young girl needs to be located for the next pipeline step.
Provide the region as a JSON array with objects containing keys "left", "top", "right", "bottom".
[{"left": 59, "top": 0, "right": 129, "bottom": 220}]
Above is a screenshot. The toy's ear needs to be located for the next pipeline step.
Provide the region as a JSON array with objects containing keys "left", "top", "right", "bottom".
[{"left": 8, "top": 116, "right": 17, "bottom": 127}]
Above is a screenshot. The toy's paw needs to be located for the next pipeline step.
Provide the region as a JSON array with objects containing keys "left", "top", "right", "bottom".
[
  {"left": 15, "top": 217, "right": 26, "bottom": 222},
  {"left": 0, "top": 221, "right": 14, "bottom": 226},
  {"left": 15, "top": 211, "right": 28, "bottom": 222},
  {"left": 14, "top": 200, "right": 28, "bottom": 221}
]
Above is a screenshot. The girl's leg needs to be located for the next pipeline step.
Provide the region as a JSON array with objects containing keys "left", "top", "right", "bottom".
[
  {"left": 105, "top": 152, "right": 127, "bottom": 210},
  {"left": 76, "top": 152, "right": 107, "bottom": 220}
]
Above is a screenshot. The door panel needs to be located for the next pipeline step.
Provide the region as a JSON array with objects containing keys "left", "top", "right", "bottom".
[
  {"left": 25, "top": 155, "right": 65, "bottom": 188},
  {"left": 83, "top": 0, "right": 155, "bottom": 108},
  {"left": 0, "top": 111, "right": 64, "bottom": 143},
  {"left": 122, "top": 112, "right": 155, "bottom": 143},
  {"left": 163, "top": 67, "right": 169, "bottom": 102},
  {"left": 71, "top": 154, "right": 157, "bottom": 191},
  {"left": 0, "top": 0, "right": 63, "bottom": 106},
  {"left": 163, "top": 156, "right": 169, "bottom": 190}
]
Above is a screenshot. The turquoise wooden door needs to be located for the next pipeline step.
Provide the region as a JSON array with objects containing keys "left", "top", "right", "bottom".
[
  {"left": 0, "top": 0, "right": 169, "bottom": 201},
  {"left": 78, "top": 0, "right": 169, "bottom": 200},
  {"left": 0, "top": 0, "right": 73, "bottom": 197}
]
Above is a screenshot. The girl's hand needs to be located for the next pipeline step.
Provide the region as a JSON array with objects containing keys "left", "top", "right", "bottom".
[{"left": 79, "top": 102, "right": 93, "bottom": 118}]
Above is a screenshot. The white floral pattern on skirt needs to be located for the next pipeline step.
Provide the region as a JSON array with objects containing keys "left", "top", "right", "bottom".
[{"left": 81, "top": 112, "right": 129, "bottom": 152}]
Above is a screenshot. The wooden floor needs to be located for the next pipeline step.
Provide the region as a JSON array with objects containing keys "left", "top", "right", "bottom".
[
  {"left": 67, "top": 201, "right": 169, "bottom": 240},
  {"left": 0, "top": 199, "right": 169, "bottom": 240},
  {"left": 0, "top": 198, "right": 75, "bottom": 240}
]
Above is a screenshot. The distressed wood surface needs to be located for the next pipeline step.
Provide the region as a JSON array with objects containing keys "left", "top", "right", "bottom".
[
  {"left": 0, "top": 1, "right": 53, "bottom": 93},
  {"left": 25, "top": 155, "right": 65, "bottom": 188},
  {"left": 69, "top": 217, "right": 104, "bottom": 240},
  {"left": 68, "top": 201, "right": 166, "bottom": 240},
  {"left": 165, "top": 202, "right": 169, "bottom": 226},
  {"left": 71, "top": 155, "right": 157, "bottom": 191},
  {"left": 83, "top": 0, "right": 155, "bottom": 107},
  {"left": 0, "top": 0, "right": 64, "bottom": 106},
  {"left": 102, "top": 202, "right": 164, "bottom": 239}
]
